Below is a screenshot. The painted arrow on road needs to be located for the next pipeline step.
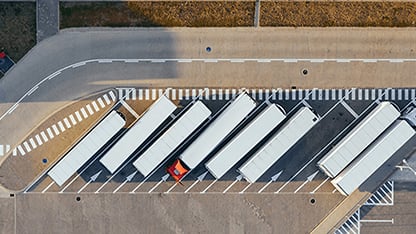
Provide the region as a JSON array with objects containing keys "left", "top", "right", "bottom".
[
  {"left": 185, "top": 171, "right": 208, "bottom": 193},
  {"left": 113, "top": 171, "right": 138, "bottom": 193},
  {"left": 294, "top": 170, "right": 319, "bottom": 194},
  {"left": 148, "top": 174, "right": 169, "bottom": 193},
  {"left": 223, "top": 175, "right": 243, "bottom": 193},
  {"left": 77, "top": 170, "right": 102, "bottom": 194},
  {"left": 258, "top": 170, "right": 283, "bottom": 193}
]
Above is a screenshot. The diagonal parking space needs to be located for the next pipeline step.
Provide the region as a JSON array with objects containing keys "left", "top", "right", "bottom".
[{"left": 25, "top": 87, "right": 416, "bottom": 198}]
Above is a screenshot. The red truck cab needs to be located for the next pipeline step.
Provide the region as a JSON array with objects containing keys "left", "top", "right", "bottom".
[{"left": 167, "top": 159, "right": 189, "bottom": 182}]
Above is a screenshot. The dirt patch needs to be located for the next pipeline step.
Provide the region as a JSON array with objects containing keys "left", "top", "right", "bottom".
[
  {"left": 60, "top": 1, "right": 255, "bottom": 28},
  {"left": 0, "top": 2, "right": 36, "bottom": 62},
  {"left": 261, "top": 2, "right": 416, "bottom": 27}
]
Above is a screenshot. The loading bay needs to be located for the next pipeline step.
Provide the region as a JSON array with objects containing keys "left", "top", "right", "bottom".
[{"left": 11, "top": 87, "right": 416, "bottom": 233}]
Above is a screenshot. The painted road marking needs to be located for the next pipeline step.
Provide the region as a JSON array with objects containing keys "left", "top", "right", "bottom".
[
  {"left": 120, "top": 100, "right": 140, "bottom": 119},
  {"left": 57, "top": 121, "right": 65, "bottom": 132},
  {"left": 75, "top": 111, "right": 82, "bottom": 122},
  {"left": 86, "top": 104, "right": 94, "bottom": 115},
  {"left": 12, "top": 148, "right": 17, "bottom": 156},
  {"left": 0, "top": 145, "right": 3, "bottom": 156},
  {"left": 185, "top": 89, "right": 190, "bottom": 100},
  {"left": 23, "top": 141, "right": 31, "bottom": 152},
  {"left": 40, "top": 131, "right": 48, "bottom": 142},
  {"left": 97, "top": 97, "right": 105, "bottom": 108},
  {"left": 17, "top": 145, "right": 25, "bottom": 155},
  {"left": 145, "top": 89, "right": 150, "bottom": 100},
  {"left": 152, "top": 89, "right": 157, "bottom": 100},
  {"left": 341, "top": 100, "right": 359, "bottom": 118},
  {"left": 35, "top": 134, "right": 43, "bottom": 146},
  {"left": 103, "top": 94, "right": 111, "bottom": 105},
  {"left": 29, "top": 138, "right": 37, "bottom": 149},
  {"left": 80, "top": 108, "right": 88, "bottom": 118},
  {"left": 47, "top": 128, "right": 54, "bottom": 139},
  {"left": 109, "top": 91, "right": 116, "bottom": 101},
  {"left": 69, "top": 114, "right": 77, "bottom": 125},
  {"left": 54, "top": 122, "right": 63, "bottom": 133},
  {"left": 63, "top": 118, "right": 71, "bottom": 129},
  {"left": 92, "top": 101, "right": 100, "bottom": 112}
]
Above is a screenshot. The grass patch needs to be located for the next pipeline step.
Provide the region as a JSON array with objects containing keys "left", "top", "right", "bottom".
[
  {"left": 261, "top": 2, "right": 416, "bottom": 27},
  {"left": 60, "top": 1, "right": 255, "bottom": 28},
  {"left": 0, "top": 2, "right": 36, "bottom": 62}
]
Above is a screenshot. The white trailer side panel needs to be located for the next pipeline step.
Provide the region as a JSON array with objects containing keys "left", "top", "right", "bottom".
[
  {"left": 100, "top": 95, "right": 176, "bottom": 173},
  {"left": 332, "top": 120, "right": 414, "bottom": 196},
  {"left": 48, "top": 111, "right": 125, "bottom": 186},
  {"left": 205, "top": 104, "right": 286, "bottom": 179},
  {"left": 238, "top": 107, "right": 319, "bottom": 183},
  {"left": 318, "top": 102, "right": 400, "bottom": 178},
  {"left": 179, "top": 93, "right": 256, "bottom": 169},
  {"left": 133, "top": 101, "right": 211, "bottom": 177}
]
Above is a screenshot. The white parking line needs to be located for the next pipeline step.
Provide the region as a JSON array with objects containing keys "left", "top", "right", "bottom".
[
  {"left": 23, "top": 142, "right": 31, "bottom": 152},
  {"left": 29, "top": 138, "right": 37, "bottom": 149},
  {"left": 103, "top": 94, "right": 111, "bottom": 104},
  {"left": 86, "top": 104, "right": 94, "bottom": 115},
  {"left": 109, "top": 91, "right": 116, "bottom": 101},
  {"left": 80, "top": 108, "right": 88, "bottom": 118},
  {"left": 58, "top": 121, "right": 66, "bottom": 132},
  {"left": 120, "top": 100, "right": 140, "bottom": 119},
  {"left": 340, "top": 100, "right": 359, "bottom": 118},
  {"left": 47, "top": 128, "right": 54, "bottom": 139},
  {"left": 69, "top": 114, "right": 77, "bottom": 125},
  {"left": 92, "top": 101, "right": 100, "bottom": 112},
  {"left": 40, "top": 131, "right": 48, "bottom": 142},
  {"left": 97, "top": 97, "right": 105, "bottom": 108},
  {"left": 63, "top": 118, "right": 71, "bottom": 128},
  {"left": 35, "top": 134, "right": 43, "bottom": 146},
  {"left": 17, "top": 145, "right": 25, "bottom": 155}
]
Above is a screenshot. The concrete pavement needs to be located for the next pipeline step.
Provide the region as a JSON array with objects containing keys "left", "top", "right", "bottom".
[{"left": 37, "top": 0, "right": 59, "bottom": 42}]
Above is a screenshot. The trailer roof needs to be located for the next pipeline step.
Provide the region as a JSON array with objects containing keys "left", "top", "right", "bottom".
[
  {"left": 48, "top": 111, "right": 125, "bottom": 186},
  {"left": 179, "top": 92, "right": 256, "bottom": 169},
  {"left": 205, "top": 104, "right": 286, "bottom": 179},
  {"left": 133, "top": 101, "right": 211, "bottom": 177},
  {"left": 100, "top": 95, "right": 176, "bottom": 173}
]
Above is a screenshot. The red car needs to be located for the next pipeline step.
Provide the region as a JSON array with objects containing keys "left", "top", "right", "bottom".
[{"left": 167, "top": 159, "right": 189, "bottom": 182}]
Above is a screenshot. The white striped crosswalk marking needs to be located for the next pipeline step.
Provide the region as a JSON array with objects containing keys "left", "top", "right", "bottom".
[
  {"left": 384, "top": 89, "right": 389, "bottom": 100},
  {"left": 103, "top": 94, "right": 111, "bottom": 104},
  {"left": 265, "top": 89, "right": 270, "bottom": 100},
  {"left": 69, "top": 114, "right": 77, "bottom": 125},
  {"left": 6, "top": 145, "right": 10, "bottom": 153},
  {"left": 63, "top": 118, "right": 71, "bottom": 128},
  {"left": 58, "top": 121, "right": 65, "bottom": 132},
  {"left": 398, "top": 89, "right": 402, "bottom": 100},
  {"left": 198, "top": 89, "right": 204, "bottom": 100},
  {"left": 131, "top": 89, "right": 137, "bottom": 100},
  {"left": 17, "top": 145, "right": 25, "bottom": 155},
  {"left": 364, "top": 89, "right": 369, "bottom": 100},
  {"left": 23, "top": 141, "right": 31, "bottom": 152},
  {"left": 259, "top": 89, "right": 264, "bottom": 100},
  {"left": 276, "top": 90, "right": 282, "bottom": 100},
  {"left": 109, "top": 91, "right": 116, "bottom": 101},
  {"left": 171, "top": 89, "right": 176, "bottom": 100},
  {"left": 211, "top": 89, "right": 216, "bottom": 100},
  {"left": 158, "top": 89, "right": 164, "bottom": 99},
  {"left": 232, "top": 89, "right": 238, "bottom": 99},
  {"left": 97, "top": 98, "right": 105, "bottom": 108},
  {"left": 29, "top": 138, "right": 37, "bottom": 149},
  {"left": 47, "top": 128, "right": 54, "bottom": 139},
  {"left": 284, "top": 89, "right": 289, "bottom": 100},
  {"left": 205, "top": 88, "right": 210, "bottom": 100},
  {"left": 357, "top": 89, "right": 362, "bottom": 100},
  {"left": 92, "top": 101, "right": 100, "bottom": 112},
  {"left": 298, "top": 89, "right": 303, "bottom": 100},
  {"left": 185, "top": 89, "right": 190, "bottom": 100},
  {"left": 225, "top": 89, "right": 230, "bottom": 100},
  {"left": 324, "top": 89, "right": 329, "bottom": 100},
  {"left": 331, "top": 89, "right": 336, "bottom": 101},
  {"left": 318, "top": 89, "right": 323, "bottom": 100},
  {"left": 391, "top": 89, "right": 396, "bottom": 100},
  {"left": 191, "top": 89, "right": 197, "bottom": 99},
  {"left": 12, "top": 148, "right": 17, "bottom": 156},
  {"left": 86, "top": 104, "right": 94, "bottom": 115},
  {"left": 118, "top": 89, "right": 124, "bottom": 100},
  {"left": 218, "top": 89, "right": 223, "bottom": 100},
  {"left": 52, "top": 125, "right": 60, "bottom": 135},
  {"left": 152, "top": 89, "right": 157, "bottom": 100},
  {"left": 35, "top": 134, "right": 43, "bottom": 146},
  {"left": 291, "top": 90, "right": 296, "bottom": 100},
  {"left": 41, "top": 131, "right": 48, "bottom": 142},
  {"left": 371, "top": 89, "right": 376, "bottom": 100},
  {"left": 145, "top": 89, "right": 150, "bottom": 100},
  {"left": 405, "top": 89, "right": 409, "bottom": 100},
  {"left": 0, "top": 145, "right": 3, "bottom": 156},
  {"left": 412, "top": 89, "right": 416, "bottom": 99},
  {"left": 378, "top": 89, "right": 383, "bottom": 100},
  {"left": 138, "top": 89, "right": 143, "bottom": 100},
  {"left": 81, "top": 107, "right": 88, "bottom": 119},
  {"left": 251, "top": 89, "right": 256, "bottom": 99},
  {"left": 351, "top": 89, "right": 356, "bottom": 100},
  {"left": 75, "top": 111, "right": 82, "bottom": 122},
  {"left": 337, "top": 89, "right": 342, "bottom": 100},
  {"left": 311, "top": 89, "right": 316, "bottom": 100}
]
